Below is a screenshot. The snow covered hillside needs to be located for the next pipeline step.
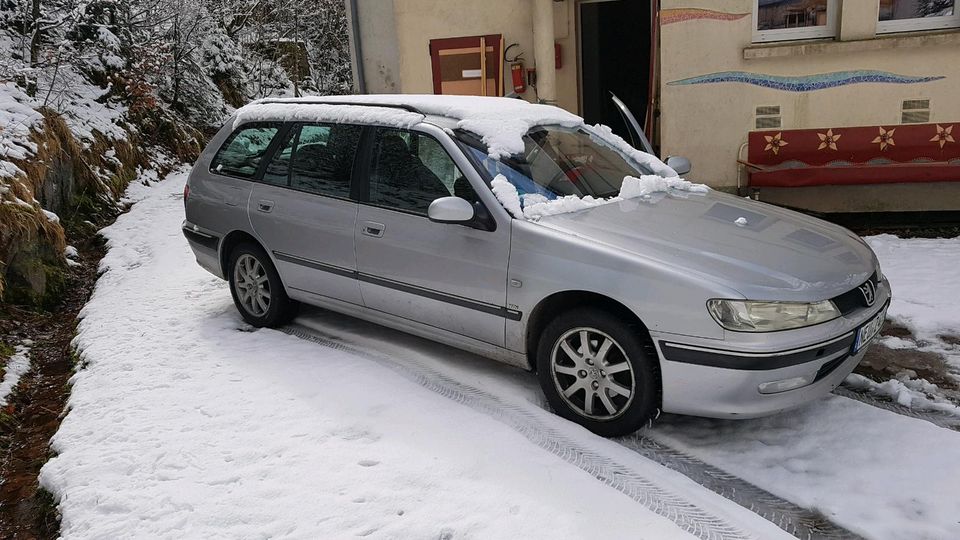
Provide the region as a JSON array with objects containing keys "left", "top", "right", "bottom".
[
  {"left": 39, "top": 173, "right": 960, "bottom": 539},
  {"left": 0, "top": 0, "right": 352, "bottom": 303}
]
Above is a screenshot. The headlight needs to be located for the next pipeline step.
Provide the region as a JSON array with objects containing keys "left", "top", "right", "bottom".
[
  {"left": 875, "top": 261, "right": 884, "bottom": 283},
  {"left": 707, "top": 299, "right": 840, "bottom": 332}
]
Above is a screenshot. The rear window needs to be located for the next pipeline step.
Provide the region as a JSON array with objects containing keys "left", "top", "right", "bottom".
[{"left": 210, "top": 124, "right": 280, "bottom": 179}]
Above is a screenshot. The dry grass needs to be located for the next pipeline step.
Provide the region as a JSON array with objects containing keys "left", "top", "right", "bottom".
[
  {"left": 1, "top": 111, "right": 83, "bottom": 301},
  {"left": 1, "top": 101, "right": 202, "bottom": 303}
]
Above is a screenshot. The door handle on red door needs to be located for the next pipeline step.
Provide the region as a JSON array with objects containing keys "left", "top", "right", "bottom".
[
  {"left": 257, "top": 200, "right": 275, "bottom": 213},
  {"left": 361, "top": 221, "right": 385, "bottom": 238}
]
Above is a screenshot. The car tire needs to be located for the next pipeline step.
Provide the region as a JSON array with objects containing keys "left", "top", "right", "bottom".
[
  {"left": 228, "top": 242, "right": 299, "bottom": 327},
  {"left": 536, "top": 308, "right": 659, "bottom": 437}
]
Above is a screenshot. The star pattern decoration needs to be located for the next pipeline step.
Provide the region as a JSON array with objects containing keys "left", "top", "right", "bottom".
[
  {"left": 930, "top": 124, "right": 955, "bottom": 149},
  {"left": 764, "top": 132, "right": 788, "bottom": 155},
  {"left": 872, "top": 127, "right": 896, "bottom": 151},
  {"left": 817, "top": 129, "right": 842, "bottom": 151}
]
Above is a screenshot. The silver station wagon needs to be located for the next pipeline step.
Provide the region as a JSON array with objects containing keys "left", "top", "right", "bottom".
[{"left": 183, "top": 95, "right": 890, "bottom": 436}]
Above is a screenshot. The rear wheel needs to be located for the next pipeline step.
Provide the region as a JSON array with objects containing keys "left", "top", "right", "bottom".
[
  {"left": 228, "top": 243, "right": 298, "bottom": 327},
  {"left": 536, "top": 308, "right": 659, "bottom": 437}
]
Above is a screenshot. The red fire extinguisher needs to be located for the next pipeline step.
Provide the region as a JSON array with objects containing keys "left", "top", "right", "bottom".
[{"left": 505, "top": 44, "right": 526, "bottom": 94}]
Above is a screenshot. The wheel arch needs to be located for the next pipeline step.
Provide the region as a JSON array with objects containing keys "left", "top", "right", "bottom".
[
  {"left": 219, "top": 230, "right": 264, "bottom": 278},
  {"left": 525, "top": 291, "right": 658, "bottom": 373}
]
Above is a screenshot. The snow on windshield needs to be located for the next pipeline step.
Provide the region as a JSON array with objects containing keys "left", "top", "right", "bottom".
[{"left": 492, "top": 174, "right": 709, "bottom": 221}]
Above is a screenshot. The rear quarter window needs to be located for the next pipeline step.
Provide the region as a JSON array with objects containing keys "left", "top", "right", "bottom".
[{"left": 210, "top": 124, "right": 280, "bottom": 179}]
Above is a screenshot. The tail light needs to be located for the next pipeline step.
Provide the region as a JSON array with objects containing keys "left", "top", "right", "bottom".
[{"left": 183, "top": 183, "right": 190, "bottom": 205}]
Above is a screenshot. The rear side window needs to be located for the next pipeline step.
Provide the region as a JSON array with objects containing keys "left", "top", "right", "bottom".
[
  {"left": 262, "top": 123, "right": 361, "bottom": 198},
  {"left": 211, "top": 125, "right": 279, "bottom": 179}
]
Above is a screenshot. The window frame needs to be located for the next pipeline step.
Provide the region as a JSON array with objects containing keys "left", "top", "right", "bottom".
[
  {"left": 877, "top": 1, "right": 960, "bottom": 34},
  {"left": 209, "top": 122, "right": 285, "bottom": 180},
  {"left": 752, "top": 0, "right": 839, "bottom": 43}
]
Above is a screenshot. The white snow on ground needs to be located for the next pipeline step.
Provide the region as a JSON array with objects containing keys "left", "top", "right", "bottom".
[
  {"left": 0, "top": 82, "right": 43, "bottom": 179},
  {"left": 491, "top": 171, "right": 708, "bottom": 221},
  {"left": 852, "top": 235, "right": 960, "bottom": 412},
  {"left": 41, "top": 171, "right": 797, "bottom": 539},
  {"left": 866, "top": 234, "right": 960, "bottom": 347},
  {"left": 651, "top": 396, "right": 960, "bottom": 540},
  {"left": 845, "top": 373, "right": 960, "bottom": 416},
  {"left": 0, "top": 345, "right": 31, "bottom": 406}
]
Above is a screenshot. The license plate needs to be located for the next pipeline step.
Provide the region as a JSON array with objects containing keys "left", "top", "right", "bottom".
[{"left": 853, "top": 306, "right": 887, "bottom": 353}]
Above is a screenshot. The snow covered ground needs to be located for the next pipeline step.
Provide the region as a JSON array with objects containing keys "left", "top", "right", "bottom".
[
  {"left": 40, "top": 172, "right": 960, "bottom": 539},
  {"left": 845, "top": 235, "right": 960, "bottom": 417},
  {"left": 866, "top": 234, "right": 960, "bottom": 353},
  {"left": 0, "top": 344, "right": 31, "bottom": 406}
]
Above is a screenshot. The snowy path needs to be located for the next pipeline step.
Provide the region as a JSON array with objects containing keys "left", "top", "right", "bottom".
[
  {"left": 40, "top": 172, "right": 789, "bottom": 539},
  {"left": 40, "top": 173, "right": 960, "bottom": 539}
]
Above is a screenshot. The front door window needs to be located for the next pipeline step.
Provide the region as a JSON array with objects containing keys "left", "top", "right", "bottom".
[{"left": 367, "top": 129, "right": 475, "bottom": 214}]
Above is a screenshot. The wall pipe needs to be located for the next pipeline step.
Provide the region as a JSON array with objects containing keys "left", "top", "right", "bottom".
[{"left": 347, "top": 0, "right": 366, "bottom": 94}]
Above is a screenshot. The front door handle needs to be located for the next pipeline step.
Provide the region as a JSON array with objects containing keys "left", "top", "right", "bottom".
[
  {"left": 361, "top": 221, "right": 385, "bottom": 238},
  {"left": 257, "top": 200, "right": 275, "bottom": 213}
]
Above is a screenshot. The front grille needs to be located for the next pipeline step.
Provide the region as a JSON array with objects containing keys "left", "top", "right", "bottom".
[{"left": 831, "top": 272, "right": 878, "bottom": 316}]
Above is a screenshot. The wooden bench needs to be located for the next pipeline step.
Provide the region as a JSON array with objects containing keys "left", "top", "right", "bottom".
[{"left": 741, "top": 122, "right": 959, "bottom": 188}]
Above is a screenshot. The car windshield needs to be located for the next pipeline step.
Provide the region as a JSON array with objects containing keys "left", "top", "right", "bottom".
[{"left": 460, "top": 125, "right": 653, "bottom": 200}]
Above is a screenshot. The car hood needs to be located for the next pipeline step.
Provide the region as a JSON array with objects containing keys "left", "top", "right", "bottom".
[{"left": 535, "top": 189, "right": 876, "bottom": 301}]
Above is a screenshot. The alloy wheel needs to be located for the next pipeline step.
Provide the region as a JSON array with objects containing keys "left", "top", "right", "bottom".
[
  {"left": 550, "top": 327, "right": 636, "bottom": 420},
  {"left": 234, "top": 253, "right": 271, "bottom": 317}
]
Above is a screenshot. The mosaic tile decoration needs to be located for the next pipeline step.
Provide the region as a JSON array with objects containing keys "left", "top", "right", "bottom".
[
  {"left": 667, "top": 70, "right": 945, "bottom": 92},
  {"left": 661, "top": 8, "right": 749, "bottom": 25}
]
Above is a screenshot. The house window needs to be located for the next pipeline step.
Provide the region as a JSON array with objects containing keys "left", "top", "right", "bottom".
[
  {"left": 753, "top": 0, "right": 839, "bottom": 42},
  {"left": 878, "top": 0, "right": 959, "bottom": 33}
]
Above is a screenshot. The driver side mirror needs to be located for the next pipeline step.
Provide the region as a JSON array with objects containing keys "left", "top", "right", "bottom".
[
  {"left": 428, "top": 196, "right": 476, "bottom": 224},
  {"left": 665, "top": 156, "right": 692, "bottom": 176}
]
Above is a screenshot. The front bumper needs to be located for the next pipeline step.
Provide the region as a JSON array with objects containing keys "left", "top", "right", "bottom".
[{"left": 653, "top": 284, "right": 890, "bottom": 419}]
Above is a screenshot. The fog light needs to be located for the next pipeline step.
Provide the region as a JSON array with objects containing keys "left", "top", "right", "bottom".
[{"left": 758, "top": 376, "right": 813, "bottom": 395}]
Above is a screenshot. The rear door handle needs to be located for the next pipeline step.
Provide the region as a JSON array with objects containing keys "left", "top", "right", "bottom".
[
  {"left": 361, "top": 221, "right": 385, "bottom": 238},
  {"left": 257, "top": 200, "right": 275, "bottom": 213}
]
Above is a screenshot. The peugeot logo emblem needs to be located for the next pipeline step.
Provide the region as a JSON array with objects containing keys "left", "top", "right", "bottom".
[{"left": 859, "top": 280, "right": 877, "bottom": 307}]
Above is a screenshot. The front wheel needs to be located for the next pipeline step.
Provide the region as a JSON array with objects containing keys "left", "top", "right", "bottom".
[
  {"left": 228, "top": 243, "right": 299, "bottom": 327},
  {"left": 536, "top": 309, "right": 659, "bottom": 437}
]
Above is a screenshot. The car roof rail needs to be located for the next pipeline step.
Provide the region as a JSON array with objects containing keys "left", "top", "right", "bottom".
[{"left": 255, "top": 99, "right": 425, "bottom": 114}]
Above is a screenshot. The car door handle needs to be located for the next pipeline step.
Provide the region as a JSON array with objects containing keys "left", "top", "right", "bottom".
[
  {"left": 361, "top": 221, "right": 385, "bottom": 238},
  {"left": 257, "top": 200, "right": 275, "bottom": 213}
]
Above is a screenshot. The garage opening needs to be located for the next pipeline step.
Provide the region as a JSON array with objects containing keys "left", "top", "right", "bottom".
[{"left": 579, "top": 0, "right": 653, "bottom": 143}]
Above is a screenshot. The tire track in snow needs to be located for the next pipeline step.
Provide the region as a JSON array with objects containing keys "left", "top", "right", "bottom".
[
  {"left": 617, "top": 435, "right": 859, "bottom": 540},
  {"left": 833, "top": 385, "right": 960, "bottom": 432},
  {"left": 281, "top": 325, "right": 742, "bottom": 540},
  {"left": 281, "top": 324, "right": 860, "bottom": 540}
]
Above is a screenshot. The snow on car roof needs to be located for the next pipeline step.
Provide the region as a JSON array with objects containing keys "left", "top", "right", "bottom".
[
  {"left": 237, "top": 94, "right": 582, "bottom": 159},
  {"left": 233, "top": 95, "right": 677, "bottom": 178},
  {"left": 233, "top": 102, "right": 426, "bottom": 133}
]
